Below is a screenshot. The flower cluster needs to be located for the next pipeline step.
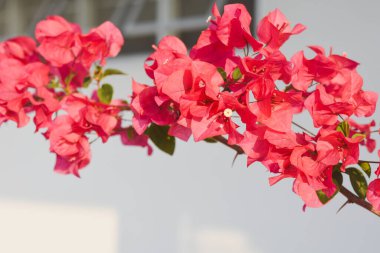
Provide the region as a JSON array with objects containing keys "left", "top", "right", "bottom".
[
  {"left": 1, "top": 3, "right": 380, "bottom": 214},
  {"left": 0, "top": 16, "right": 148, "bottom": 176},
  {"left": 130, "top": 4, "right": 380, "bottom": 211}
]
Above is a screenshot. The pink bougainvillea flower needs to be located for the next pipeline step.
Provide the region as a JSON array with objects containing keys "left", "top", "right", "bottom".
[
  {"left": 293, "top": 167, "right": 338, "bottom": 210},
  {"left": 61, "top": 94, "right": 119, "bottom": 142},
  {"left": 131, "top": 80, "right": 178, "bottom": 135},
  {"left": 211, "top": 3, "right": 261, "bottom": 49},
  {"left": 119, "top": 127, "right": 153, "bottom": 155},
  {"left": 375, "top": 150, "right": 380, "bottom": 177},
  {"left": 304, "top": 89, "right": 339, "bottom": 128},
  {"left": 352, "top": 90, "right": 378, "bottom": 118},
  {"left": 52, "top": 61, "right": 89, "bottom": 91},
  {"left": 0, "top": 59, "right": 58, "bottom": 131},
  {"left": 141, "top": 53, "right": 241, "bottom": 141},
  {"left": 31, "top": 86, "right": 60, "bottom": 131},
  {"left": 248, "top": 90, "right": 304, "bottom": 133},
  {"left": 316, "top": 128, "right": 361, "bottom": 170},
  {"left": 177, "top": 89, "right": 244, "bottom": 143},
  {"left": 305, "top": 76, "right": 377, "bottom": 128},
  {"left": 79, "top": 21, "right": 124, "bottom": 68},
  {"left": 257, "top": 8, "right": 306, "bottom": 53},
  {"left": 159, "top": 60, "right": 223, "bottom": 103},
  {"left": 348, "top": 119, "right": 376, "bottom": 153},
  {"left": 291, "top": 46, "right": 359, "bottom": 92},
  {"left": 190, "top": 3, "right": 261, "bottom": 67},
  {"left": 145, "top": 35, "right": 189, "bottom": 80},
  {"left": 46, "top": 115, "right": 91, "bottom": 177},
  {"left": 35, "top": 15, "right": 81, "bottom": 66},
  {"left": 0, "top": 58, "right": 38, "bottom": 127},
  {"left": 239, "top": 127, "right": 270, "bottom": 166},
  {"left": 0, "top": 36, "right": 38, "bottom": 63},
  {"left": 367, "top": 179, "right": 380, "bottom": 212},
  {"left": 293, "top": 176, "right": 324, "bottom": 209},
  {"left": 242, "top": 50, "right": 292, "bottom": 85}
]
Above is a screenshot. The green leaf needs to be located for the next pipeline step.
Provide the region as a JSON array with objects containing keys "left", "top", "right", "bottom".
[
  {"left": 64, "top": 72, "right": 75, "bottom": 85},
  {"left": 217, "top": 67, "right": 227, "bottom": 81},
  {"left": 146, "top": 124, "right": 175, "bottom": 155},
  {"left": 103, "top": 68, "right": 126, "bottom": 78},
  {"left": 47, "top": 78, "right": 60, "bottom": 89},
  {"left": 316, "top": 190, "right": 331, "bottom": 204},
  {"left": 316, "top": 188, "right": 339, "bottom": 205},
  {"left": 97, "top": 83, "right": 114, "bottom": 104},
  {"left": 332, "top": 168, "right": 343, "bottom": 188},
  {"left": 284, "top": 84, "right": 295, "bottom": 92},
  {"left": 316, "top": 166, "right": 343, "bottom": 204},
  {"left": 83, "top": 76, "right": 92, "bottom": 88},
  {"left": 316, "top": 187, "right": 340, "bottom": 204},
  {"left": 232, "top": 67, "right": 242, "bottom": 81},
  {"left": 358, "top": 161, "right": 371, "bottom": 177},
  {"left": 345, "top": 167, "right": 368, "bottom": 199},
  {"left": 204, "top": 138, "right": 217, "bottom": 143},
  {"left": 352, "top": 133, "right": 366, "bottom": 140},
  {"left": 126, "top": 127, "right": 135, "bottom": 140},
  {"left": 94, "top": 65, "right": 102, "bottom": 75},
  {"left": 336, "top": 121, "right": 350, "bottom": 137}
]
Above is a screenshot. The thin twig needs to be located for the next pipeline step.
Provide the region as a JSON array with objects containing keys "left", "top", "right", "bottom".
[
  {"left": 231, "top": 152, "right": 239, "bottom": 167},
  {"left": 339, "top": 185, "right": 380, "bottom": 217},
  {"left": 90, "top": 137, "right": 100, "bottom": 144},
  {"left": 358, "top": 160, "right": 380, "bottom": 164},
  {"left": 212, "top": 135, "right": 244, "bottom": 155},
  {"left": 292, "top": 121, "right": 316, "bottom": 136},
  {"left": 212, "top": 135, "right": 380, "bottom": 218},
  {"left": 336, "top": 200, "right": 350, "bottom": 214}
]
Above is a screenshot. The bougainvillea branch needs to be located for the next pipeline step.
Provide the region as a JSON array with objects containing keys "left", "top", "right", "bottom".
[
  {"left": 216, "top": 134, "right": 380, "bottom": 217},
  {"left": 213, "top": 135, "right": 244, "bottom": 154},
  {"left": 1, "top": 3, "right": 380, "bottom": 217},
  {"left": 339, "top": 185, "right": 380, "bottom": 217}
]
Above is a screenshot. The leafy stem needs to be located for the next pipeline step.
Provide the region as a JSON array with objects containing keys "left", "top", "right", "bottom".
[{"left": 213, "top": 135, "right": 380, "bottom": 217}]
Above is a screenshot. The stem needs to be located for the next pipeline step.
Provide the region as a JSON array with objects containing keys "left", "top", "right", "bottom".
[
  {"left": 213, "top": 135, "right": 244, "bottom": 154},
  {"left": 339, "top": 185, "right": 380, "bottom": 217},
  {"left": 213, "top": 135, "right": 380, "bottom": 218},
  {"left": 309, "top": 81, "right": 319, "bottom": 88},
  {"left": 292, "top": 121, "right": 316, "bottom": 136},
  {"left": 358, "top": 160, "right": 380, "bottom": 164},
  {"left": 90, "top": 137, "right": 100, "bottom": 144}
]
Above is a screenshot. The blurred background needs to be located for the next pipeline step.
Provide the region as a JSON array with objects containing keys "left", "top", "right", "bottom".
[{"left": 0, "top": 0, "right": 379, "bottom": 252}]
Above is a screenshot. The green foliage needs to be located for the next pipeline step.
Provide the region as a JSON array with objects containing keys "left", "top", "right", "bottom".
[
  {"left": 316, "top": 190, "right": 332, "bottom": 204},
  {"left": 336, "top": 121, "right": 350, "bottom": 137},
  {"left": 358, "top": 161, "right": 371, "bottom": 177},
  {"left": 217, "top": 67, "right": 227, "bottom": 81},
  {"left": 47, "top": 78, "right": 60, "bottom": 89},
  {"left": 352, "top": 133, "right": 366, "bottom": 140},
  {"left": 316, "top": 166, "right": 343, "bottom": 204},
  {"left": 64, "top": 72, "right": 75, "bottom": 86},
  {"left": 232, "top": 67, "right": 242, "bottom": 81},
  {"left": 83, "top": 76, "right": 92, "bottom": 88},
  {"left": 97, "top": 83, "right": 114, "bottom": 104},
  {"left": 146, "top": 124, "right": 175, "bottom": 155},
  {"left": 345, "top": 167, "right": 368, "bottom": 199},
  {"left": 333, "top": 167, "right": 343, "bottom": 188},
  {"left": 103, "top": 68, "right": 126, "bottom": 78},
  {"left": 204, "top": 138, "right": 217, "bottom": 143}
]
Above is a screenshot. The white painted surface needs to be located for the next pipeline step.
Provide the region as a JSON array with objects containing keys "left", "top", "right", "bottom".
[{"left": 0, "top": 199, "right": 118, "bottom": 253}]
